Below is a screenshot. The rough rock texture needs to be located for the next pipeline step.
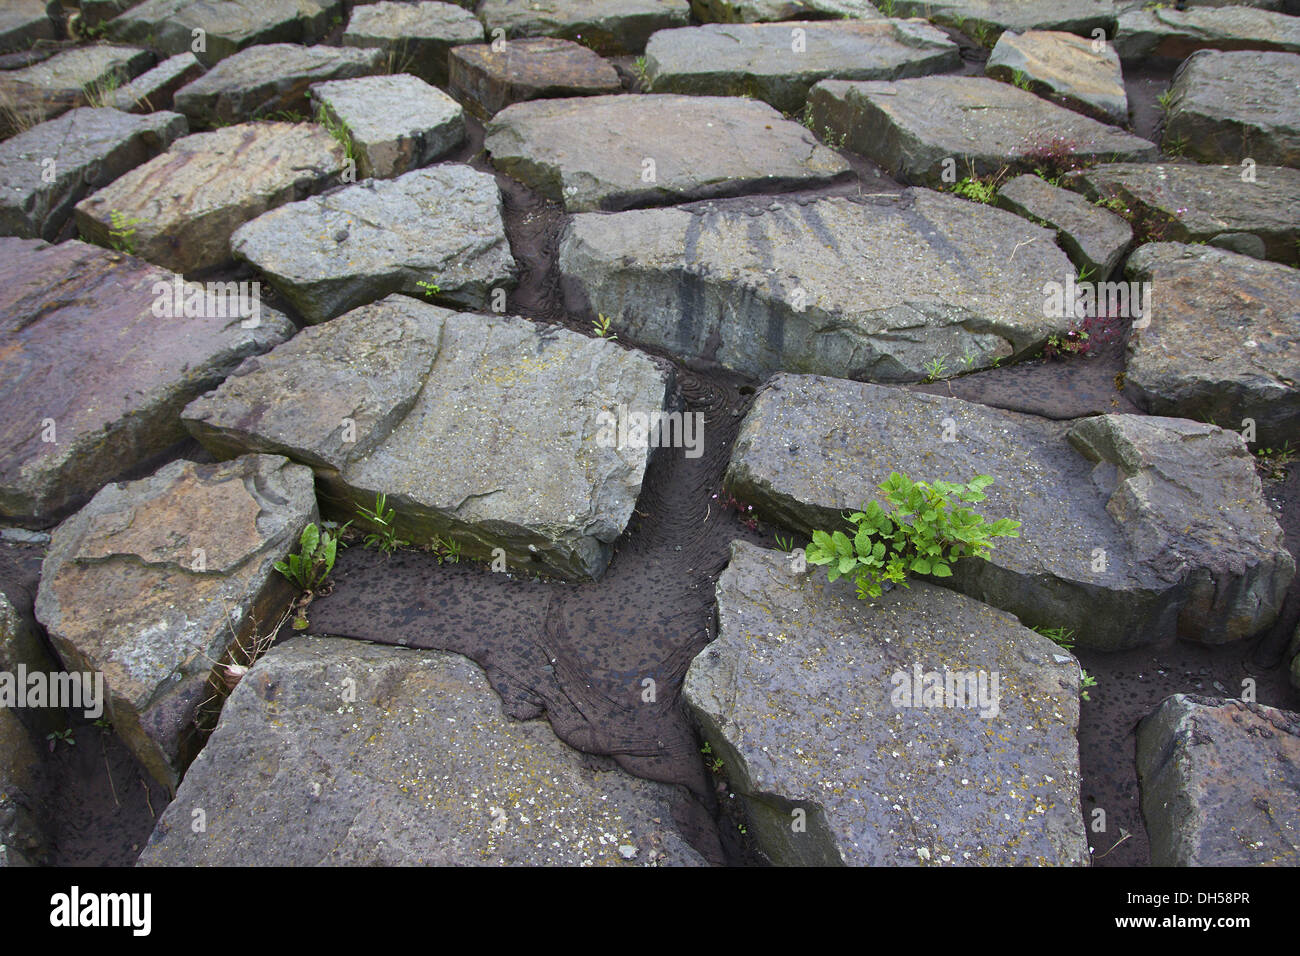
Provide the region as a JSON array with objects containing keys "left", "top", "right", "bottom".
[
  {"left": 724, "top": 375, "right": 1294, "bottom": 650},
  {"left": 79, "top": 0, "right": 138, "bottom": 29},
  {"left": 690, "top": 0, "right": 882, "bottom": 22},
  {"left": 230, "top": 165, "right": 515, "bottom": 324},
  {"left": 477, "top": 0, "right": 691, "bottom": 55},
  {"left": 0, "top": 45, "right": 154, "bottom": 134},
  {"left": 1114, "top": 5, "right": 1300, "bottom": 63},
  {"left": 1137, "top": 695, "right": 1300, "bottom": 865},
  {"left": 643, "top": 19, "right": 960, "bottom": 114},
  {"left": 184, "top": 296, "right": 671, "bottom": 581},
  {"left": 686, "top": 541, "right": 1089, "bottom": 865},
  {"left": 1065, "top": 162, "right": 1300, "bottom": 266},
  {"left": 557, "top": 189, "right": 1075, "bottom": 381},
  {"left": 0, "top": 0, "right": 57, "bottom": 54},
  {"left": 0, "top": 107, "right": 186, "bottom": 241},
  {"left": 485, "top": 94, "right": 849, "bottom": 211},
  {"left": 138, "top": 637, "right": 707, "bottom": 865},
  {"left": 0, "top": 590, "right": 54, "bottom": 679},
  {"left": 0, "top": 238, "right": 295, "bottom": 524},
  {"left": 310, "top": 74, "right": 465, "bottom": 180},
  {"left": 448, "top": 37, "right": 622, "bottom": 118},
  {"left": 33, "top": 455, "right": 317, "bottom": 790},
  {"left": 0, "top": 707, "right": 50, "bottom": 866},
  {"left": 109, "top": 52, "right": 203, "bottom": 113},
  {"left": 1121, "top": 243, "right": 1300, "bottom": 447},
  {"left": 985, "top": 30, "right": 1128, "bottom": 126},
  {"left": 75, "top": 122, "right": 345, "bottom": 273},
  {"left": 172, "top": 43, "right": 384, "bottom": 127},
  {"left": 105, "top": 0, "right": 342, "bottom": 65},
  {"left": 890, "top": 0, "right": 1117, "bottom": 43},
  {"left": 807, "top": 76, "right": 1157, "bottom": 186},
  {"left": 343, "top": 1, "right": 483, "bottom": 86},
  {"left": 1291, "top": 622, "right": 1300, "bottom": 690},
  {"left": 1162, "top": 50, "right": 1300, "bottom": 168},
  {"left": 995, "top": 173, "right": 1132, "bottom": 277}
]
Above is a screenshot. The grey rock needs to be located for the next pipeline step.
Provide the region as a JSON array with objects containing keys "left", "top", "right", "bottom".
[
  {"left": 0, "top": 707, "right": 49, "bottom": 866},
  {"left": 109, "top": 52, "right": 203, "bottom": 113},
  {"left": 995, "top": 173, "right": 1132, "bottom": 277},
  {"left": 807, "top": 76, "right": 1158, "bottom": 186},
  {"left": 557, "top": 189, "right": 1076, "bottom": 382},
  {"left": 1114, "top": 5, "right": 1300, "bottom": 63},
  {"left": 1121, "top": 242, "right": 1300, "bottom": 448},
  {"left": 0, "top": 0, "right": 57, "bottom": 54},
  {"left": 1291, "top": 622, "right": 1300, "bottom": 690},
  {"left": 1163, "top": 50, "right": 1300, "bottom": 168},
  {"left": 0, "top": 107, "right": 186, "bottom": 241},
  {"left": 448, "top": 37, "right": 622, "bottom": 118},
  {"left": 687, "top": 541, "right": 1089, "bottom": 866},
  {"left": 644, "top": 19, "right": 959, "bottom": 114},
  {"left": 343, "top": 1, "right": 483, "bottom": 86},
  {"left": 34, "top": 454, "right": 317, "bottom": 789},
  {"left": 485, "top": 93, "right": 850, "bottom": 211},
  {"left": 137, "top": 637, "right": 707, "bottom": 865},
  {"left": 477, "top": 0, "right": 691, "bottom": 55},
  {"left": 690, "top": 0, "right": 882, "bottom": 22},
  {"left": 0, "top": 590, "right": 55, "bottom": 681},
  {"left": 230, "top": 165, "right": 515, "bottom": 324},
  {"left": 1137, "top": 694, "right": 1300, "bottom": 865},
  {"left": 1207, "top": 231, "right": 1268, "bottom": 259},
  {"left": 724, "top": 374, "right": 1294, "bottom": 649},
  {"left": 79, "top": 0, "right": 140, "bottom": 29},
  {"left": 0, "top": 45, "right": 154, "bottom": 135},
  {"left": 986, "top": 29, "right": 1128, "bottom": 126},
  {"left": 891, "top": 0, "right": 1116, "bottom": 44},
  {"left": 310, "top": 74, "right": 465, "bottom": 180}
]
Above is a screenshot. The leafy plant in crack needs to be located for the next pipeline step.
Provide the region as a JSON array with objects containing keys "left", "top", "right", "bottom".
[
  {"left": 356, "top": 493, "right": 409, "bottom": 554},
  {"left": 429, "top": 534, "right": 462, "bottom": 565},
  {"left": 416, "top": 276, "right": 441, "bottom": 298},
  {"left": 107, "top": 209, "right": 144, "bottom": 254},
  {"left": 315, "top": 103, "right": 356, "bottom": 165},
  {"left": 592, "top": 312, "right": 617, "bottom": 339},
  {"left": 275, "top": 522, "right": 346, "bottom": 593},
  {"left": 1254, "top": 442, "right": 1296, "bottom": 482},
  {"left": 46, "top": 728, "right": 75, "bottom": 751},
  {"left": 923, "top": 356, "right": 948, "bottom": 382}
]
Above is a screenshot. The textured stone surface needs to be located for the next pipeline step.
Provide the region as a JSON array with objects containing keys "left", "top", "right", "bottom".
[
  {"left": 0, "top": 238, "right": 295, "bottom": 524},
  {"left": 343, "top": 1, "right": 483, "bottom": 86},
  {"left": 807, "top": 76, "right": 1157, "bottom": 186},
  {"left": 109, "top": 52, "right": 203, "bottom": 113},
  {"left": 485, "top": 94, "right": 849, "bottom": 211},
  {"left": 173, "top": 43, "right": 384, "bottom": 127},
  {"left": 986, "top": 30, "right": 1128, "bottom": 126},
  {"left": 1163, "top": 50, "right": 1300, "bottom": 168},
  {"left": 690, "top": 0, "right": 881, "bottom": 22},
  {"left": 724, "top": 375, "right": 1294, "bottom": 650},
  {"left": 686, "top": 541, "right": 1088, "bottom": 866},
  {"left": 644, "top": 19, "right": 959, "bottom": 114},
  {"left": 0, "top": 107, "right": 186, "bottom": 241},
  {"left": 0, "top": 707, "right": 49, "bottom": 866},
  {"left": 890, "top": 0, "right": 1117, "bottom": 43},
  {"left": 1065, "top": 162, "right": 1300, "bottom": 266},
  {"left": 558, "top": 189, "right": 1075, "bottom": 381},
  {"left": 1137, "top": 695, "right": 1300, "bottom": 865},
  {"left": 448, "top": 37, "right": 622, "bottom": 118},
  {"left": 230, "top": 165, "right": 515, "bottom": 324},
  {"left": 75, "top": 122, "right": 345, "bottom": 273},
  {"left": 995, "top": 173, "right": 1132, "bottom": 277},
  {"left": 79, "top": 0, "right": 139, "bottom": 29},
  {"left": 106, "top": 0, "right": 342, "bottom": 65},
  {"left": 1122, "top": 243, "right": 1300, "bottom": 447},
  {"left": 0, "top": 45, "right": 154, "bottom": 134},
  {"left": 34, "top": 454, "right": 317, "bottom": 789},
  {"left": 0, "top": 0, "right": 57, "bottom": 54},
  {"left": 310, "top": 74, "right": 465, "bottom": 179},
  {"left": 477, "top": 0, "right": 691, "bottom": 54},
  {"left": 1115, "top": 5, "right": 1300, "bottom": 63},
  {"left": 0, "top": 590, "right": 54, "bottom": 680},
  {"left": 138, "top": 637, "right": 706, "bottom": 865}
]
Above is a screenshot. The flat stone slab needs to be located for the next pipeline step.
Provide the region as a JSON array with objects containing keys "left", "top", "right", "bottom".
[
  {"left": 75, "top": 121, "right": 346, "bottom": 273},
  {"left": 690, "top": 0, "right": 882, "bottom": 22},
  {"left": 109, "top": 52, "right": 203, "bottom": 113},
  {"left": 138, "top": 637, "right": 707, "bottom": 865},
  {"left": 173, "top": 43, "right": 384, "bottom": 127},
  {"left": 343, "top": 1, "right": 483, "bottom": 86},
  {"left": 484, "top": 93, "right": 849, "bottom": 211},
  {"left": 448, "top": 37, "right": 622, "bottom": 118},
  {"left": 724, "top": 374, "right": 1294, "bottom": 650},
  {"left": 1065, "top": 162, "right": 1300, "bottom": 266},
  {"left": 1137, "top": 694, "right": 1300, "bottom": 865},
  {"left": 105, "top": 0, "right": 342, "bottom": 65},
  {"left": 230, "top": 165, "right": 515, "bottom": 323},
  {"left": 685, "top": 541, "right": 1089, "bottom": 866},
  {"left": 183, "top": 296, "right": 671, "bottom": 581},
  {"left": 1115, "top": 5, "right": 1300, "bottom": 63},
  {"left": 807, "top": 76, "right": 1158, "bottom": 186},
  {"left": 477, "top": 0, "right": 691, "bottom": 55},
  {"left": 34, "top": 454, "right": 317, "bottom": 789},
  {"left": 0, "top": 107, "right": 186, "bottom": 241},
  {"left": 995, "top": 173, "right": 1131, "bottom": 277},
  {"left": 1163, "top": 50, "right": 1300, "bottom": 168},
  {"left": 1121, "top": 242, "right": 1300, "bottom": 448},
  {"left": 558, "top": 189, "right": 1076, "bottom": 381},
  {"left": 0, "top": 45, "right": 154, "bottom": 134},
  {"left": 0, "top": 0, "right": 57, "bottom": 54},
  {"left": 310, "top": 74, "right": 465, "bottom": 180},
  {"left": 0, "top": 238, "right": 295, "bottom": 524},
  {"left": 986, "top": 30, "right": 1128, "bottom": 126},
  {"left": 890, "top": 0, "right": 1117, "bottom": 43},
  {"left": 643, "top": 19, "right": 959, "bottom": 114}
]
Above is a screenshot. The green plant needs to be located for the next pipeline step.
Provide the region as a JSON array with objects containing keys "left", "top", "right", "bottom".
[
  {"left": 1254, "top": 442, "right": 1296, "bottom": 481},
  {"left": 1010, "top": 69, "right": 1033, "bottom": 92},
  {"left": 46, "top": 728, "right": 75, "bottom": 750},
  {"left": 923, "top": 356, "right": 947, "bottom": 382},
  {"left": 430, "top": 535, "right": 462, "bottom": 564},
  {"left": 592, "top": 312, "right": 617, "bottom": 339},
  {"left": 93, "top": 716, "right": 113, "bottom": 730},
  {"left": 701, "top": 741, "right": 724, "bottom": 774},
  {"left": 1163, "top": 134, "right": 1188, "bottom": 158},
  {"left": 1033, "top": 625, "right": 1076, "bottom": 650},
  {"left": 107, "top": 209, "right": 144, "bottom": 254},
  {"left": 274, "top": 522, "right": 345, "bottom": 592},
  {"left": 356, "top": 493, "right": 409, "bottom": 554},
  {"left": 774, "top": 533, "right": 795, "bottom": 552},
  {"left": 950, "top": 176, "right": 998, "bottom": 204},
  {"left": 1080, "top": 668, "right": 1097, "bottom": 702},
  {"left": 315, "top": 103, "right": 356, "bottom": 164},
  {"left": 961, "top": 351, "right": 978, "bottom": 370},
  {"left": 82, "top": 72, "right": 121, "bottom": 109},
  {"left": 876, "top": 0, "right": 896, "bottom": 15},
  {"left": 1156, "top": 88, "right": 1174, "bottom": 112},
  {"left": 805, "top": 472, "right": 1021, "bottom": 599},
  {"left": 633, "top": 55, "right": 651, "bottom": 90},
  {"left": 416, "top": 277, "right": 441, "bottom": 298}
]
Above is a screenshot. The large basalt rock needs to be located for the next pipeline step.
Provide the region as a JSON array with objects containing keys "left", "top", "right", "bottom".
[
  {"left": 890, "top": 0, "right": 1117, "bottom": 43},
  {"left": 0, "top": 707, "right": 50, "bottom": 866},
  {"left": 476, "top": 0, "right": 691, "bottom": 55},
  {"left": 484, "top": 93, "right": 849, "bottom": 212},
  {"left": 0, "top": 0, "right": 58, "bottom": 54},
  {"left": 137, "top": 637, "right": 706, "bottom": 865},
  {"left": 985, "top": 30, "right": 1128, "bottom": 126},
  {"left": 557, "top": 189, "right": 1076, "bottom": 382},
  {"left": 1137, "top": 694, "right": 1300, "bottom": 865},
  {"left": 1114, "top": 5, "right": 1300, "bottom": 63},
  {"left": 0, "top": 45, "right": 154, "bottom": 135},
  {"left": 33, "top": 454, "right": 317, "bottom": 790},
  {"left": 690, "top": 0, "right": 882, "bottom": 22},
  {"left": 0, "top": 238, "right": 295, "bottom": 524},
  {"left": 448, "top": 37, "right": 622, "bottom": 118},
  {"left": 108, "top": 52, "right": 203, "bottom": 113},
  {"left": 230, "top": 165, "right": 515, "bottom": 324},
  {"left": 724, "top": 375, "right": 1294, "bottom": 650},
  {"left": 343, "top": 1, "right": 483, "bottom": 86},
  {"left": 685, "top": 541, "right": 1089, "bottom": 865},
  {"left": 74, "top": 121, "right": 346, "bottom": 273},
  {"left": 994, "top": 173, "right": 1132, "bottom": 278},
  {"left": 643, "top": 19, "right": 959, "bottom": 114},
  {"left": 183, "top": 296, "right": 671, "bottom": 581}
]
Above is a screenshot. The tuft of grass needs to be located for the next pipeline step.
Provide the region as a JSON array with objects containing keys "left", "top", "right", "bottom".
[
  {"left": 107, "top": 209, "right": 144, "bottom": 254},
  {"left": 315, "top": 102, "right": 356, "bottom": 165}
]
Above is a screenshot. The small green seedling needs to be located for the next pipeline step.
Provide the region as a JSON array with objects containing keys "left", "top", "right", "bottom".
[
  {"left": 47, "top": 728, "right": 75, "bottom": 750},
  {"left": 107, "top": 209, "right": 144, "bottom": 255},
  {"left": 593, "top": 312, "right": 617, "bottom": 339},
  {"left": 274, "top": 522, "right": 344, "bottom": 593},
  {"left": 357, "top": 493, "right": 409, "bottom": 554},
  {"left": 416, "top": 277, "right": 441, "bottom": 298}
]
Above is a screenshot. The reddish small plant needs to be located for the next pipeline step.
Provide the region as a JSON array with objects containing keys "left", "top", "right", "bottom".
[
  {"left": 713, "top": 490, "right": 759, "bottom": 531},
  {"left": 1043, "top": 311, "right": 1122, "bottom": 360}
]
